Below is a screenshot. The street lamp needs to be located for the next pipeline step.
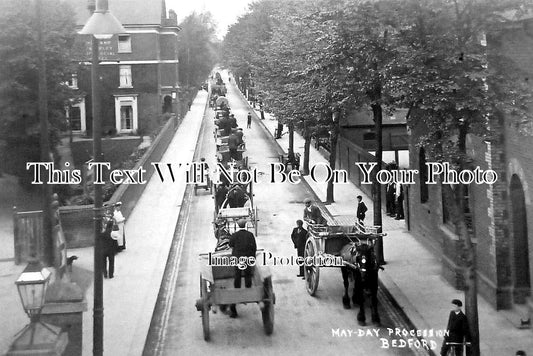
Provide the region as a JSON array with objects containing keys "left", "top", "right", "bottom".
[
  {"left": 16, "top": 259, "right": 51, "bottom": 321},
  {"left": 79, "top": 1, "right": 124, "bottom": 355},
  {"left": 6, "top": 260, "right": 67, "bottom": 356}
]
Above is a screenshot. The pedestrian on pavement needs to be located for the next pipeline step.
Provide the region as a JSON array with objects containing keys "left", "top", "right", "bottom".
[
  {"left": 188, "top": 100, "right": 192, "bottom": 111},
  {"left": 303, "top": 198, "right": 326, "bottom": 225},
  {"left": 276, "top": 122, "right": 283, "bottom": 139},
  {"left": 386, "top": 182, "right": 396, "bottom": 216},
  {"left": 395, "top": 183, "right": 405, "bottom": 220},
  {"left": 112, "top": 202, "right": 126, "bottom": 251},
  {"left": 247, "top": 112, "right": 252, "bottom": 128},
  {"left": 102, "top": 220, "right": 117, "bottom": 279},
  {"left": 440, "top": 299, "right": 472, "bottom": 356},
  {"left": 356, "top": 195, "right": 368, "bottom": 224},
  {"left": 291, "top": 220, "right": 307, "bottom": 278},
  {"left": 228, "top": 218, "right": 257, "bottom": 318}
]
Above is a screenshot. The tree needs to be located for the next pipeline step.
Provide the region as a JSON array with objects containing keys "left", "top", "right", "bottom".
[
  {"left": 391, "top": 1, "right": 533, "bottom": 354},
  {"left": 0, "top": 0, "right": 77, "bottom": 186},
  {"left": 178, "top": 11, "right": 220, "bottom": 89}
]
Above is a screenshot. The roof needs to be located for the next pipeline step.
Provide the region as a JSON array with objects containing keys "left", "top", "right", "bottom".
[
  {"left": 342, "top": 108, "right": 409, "bottom": 127},
  {"left": 66, "top": 0, "right": 165, "bottom": 27}
]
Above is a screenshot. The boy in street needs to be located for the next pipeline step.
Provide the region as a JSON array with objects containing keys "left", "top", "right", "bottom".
[{"left": 440, "top": 299, "right": 471, "bottom": 356}]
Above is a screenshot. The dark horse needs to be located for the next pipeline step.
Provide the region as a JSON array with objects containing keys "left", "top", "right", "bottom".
[{"left": 340, "top": 241, "right": 381, "bottom": 326}]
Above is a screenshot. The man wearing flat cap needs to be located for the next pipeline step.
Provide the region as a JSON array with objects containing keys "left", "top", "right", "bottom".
[
  {"left": 303, "top": 198, "right": 326, "bottom": 225},
  {"left": 228, "top": 218, "right": 257, "bottom": 318},
  {"left": 440, "top": 299, "right": 472, "bottom": 356}
]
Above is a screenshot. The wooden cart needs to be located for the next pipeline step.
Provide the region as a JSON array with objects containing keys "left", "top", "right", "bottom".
[
  {"left": 194, "top": 171, "right": 212, "bottom": 195},
  {"left": 195, "top": 251, "right": 275, "bottom": 341},
  {"left": 303, "top": 223, "right": 386, "bottom": 296},
  {"left": 217, "top": 204, "right": 258, "bottom": 237}
]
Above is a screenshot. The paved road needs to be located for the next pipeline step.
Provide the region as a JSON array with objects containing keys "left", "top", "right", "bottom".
[{"left": 154, "top": 72, "right": 417, "bottom": 356}]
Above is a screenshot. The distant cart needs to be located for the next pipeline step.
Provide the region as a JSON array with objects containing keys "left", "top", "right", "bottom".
[
  {"left": 193, "top": 169, "right": 212, "bottom": 195},
  {"left": 195, "top": 250, "right": 275, "bottom": 341}
]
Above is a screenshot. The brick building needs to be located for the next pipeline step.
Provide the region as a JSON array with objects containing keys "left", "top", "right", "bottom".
[
  {"left": 407, "top": 16, "right": 533, "bottom": 315},
  {"left": 340, "top": 108, "right": 409, "bottom": 167},
  {"left": 66, "top": 0, "right": 180, "bottom": 136}
]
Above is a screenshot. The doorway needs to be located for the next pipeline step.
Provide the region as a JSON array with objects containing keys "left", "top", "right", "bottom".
[{"left": 510, "top": 174, "right": 531, "bottom": 303}]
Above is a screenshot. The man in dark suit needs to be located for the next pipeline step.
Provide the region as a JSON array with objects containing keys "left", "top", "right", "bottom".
[
  {"left": 440, "top": 299, "right": 472, "bottom": 356},
  {"left": 291, "top": 220, "right": 308, "bottom": 278},
  {"left": 356, "top": 195, "right": 368, "bottom": 223},
  {"left": 228, "top": 219, "right": 257, "bottom": 318},
  {"left": 102, "top": 220, "right": 117, "bottom": 279},
  {"left": 228, "top": 132, "right": 239, "bottom": 160}
]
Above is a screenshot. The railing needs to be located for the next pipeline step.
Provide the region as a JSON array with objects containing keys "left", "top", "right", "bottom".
[{"left": 13, "top": 208, "right": 43, "bottom": 265}]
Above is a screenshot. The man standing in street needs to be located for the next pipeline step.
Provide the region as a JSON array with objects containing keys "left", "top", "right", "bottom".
[
  {"left": 228, "top": 132, "right": 239, "bottom": 160},
  {"left": 291, "top": 220, "right": 307, "bottom": 278},
  {"left": 247, "top": 112, "right": 252, "bottom": 128},
  {"left": 102, "top": 220, "right": 117, "bottom": 279},
  {"left": 440, "top": 299, "right": 472, "bottom": 356},
  {"left": 228, "top": 218, "right": 257, "bottom": 318},
  {"left": 356, "top": 195, "right": 368, "bottom": 224}
]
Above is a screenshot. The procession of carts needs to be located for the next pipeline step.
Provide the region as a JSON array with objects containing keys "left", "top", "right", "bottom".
[
  {"left": 194, "top": 71, "right": 385, "bottom": 341},
  {"left": 195, "top": 71, "right": 269, "bottom": 341}
]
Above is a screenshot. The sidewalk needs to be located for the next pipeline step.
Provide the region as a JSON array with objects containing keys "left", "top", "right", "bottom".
[
  {"left": 247, "top": 99, "right": 532, "bottom": 355},
  {"left": 68, "top": 91, "right": 208, "bottom": 356}
]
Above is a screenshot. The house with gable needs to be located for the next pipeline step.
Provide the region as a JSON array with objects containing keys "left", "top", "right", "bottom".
[{"left": 66, "top": 0, "right": 180, "bottom": 136}]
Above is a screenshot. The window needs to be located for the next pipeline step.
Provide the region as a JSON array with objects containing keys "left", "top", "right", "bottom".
[
  {"left": 114, "top": 95, "right": 138, "bottom": 133},
  {"left": 67, "top": 73, "right": 78, "bottom": 89},
  {"left": 120, "top": 106, "right": 133, "bottom": 130},
  {"left": 69, "top": 106, "right": 81, "bottom": 131},
  {"left": 363, "top": 132, "right": 376, "bottom": 140},
  {"left": 65, "top": 98, "right": 86, "bottom": 133},
  {"left": 118, "top": 35, "right": 131, "bottom": 53},
  {"left": 442, "top": 183, "right": 474, "bottom": 232},
  {"left": 119, "top": 65, "right": 132, "bottom": 88}
]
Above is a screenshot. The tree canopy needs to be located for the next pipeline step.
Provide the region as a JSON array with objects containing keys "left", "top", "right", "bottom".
[
  {"left": 178, "top": 11, "right": 220, "bottom": 89},
  {"left": 0, "top": 0, "right": 78, "bottom": 182}
]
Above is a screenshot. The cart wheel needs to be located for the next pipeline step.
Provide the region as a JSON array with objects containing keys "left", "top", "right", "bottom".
[
  {"left": 262, "top": 277, "right": 275, "bottom": 335},
  {"left": 304, "top": 237, "right": 320, "bottom": 296},
  {"left": 200, "top": 276, "right": 210, "bottom": 341}
]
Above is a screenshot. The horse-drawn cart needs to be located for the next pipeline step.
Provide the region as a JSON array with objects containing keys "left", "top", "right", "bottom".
[
  {"left": 217, "top": 202, "right": 258, "bottom": 236},
  {"left": 303, "top": 222, "right": 385, "bottom": 296},
  {"left": 195, "top": 251, "right": 275, "bottom": 341},
  {"left": 194, "top": 170, "right": 212, "bottom": 195}
]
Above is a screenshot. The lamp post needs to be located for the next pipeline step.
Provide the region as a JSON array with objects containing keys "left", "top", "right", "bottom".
[
  {"left": 78, "top": 1, "right": 124, "bottom": 355},
  {"left": 7, "top": 260, "right": 68, "bottom": 356},
  {"left": 35, "top": 0, "right": 53, "bottom": 268}
]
